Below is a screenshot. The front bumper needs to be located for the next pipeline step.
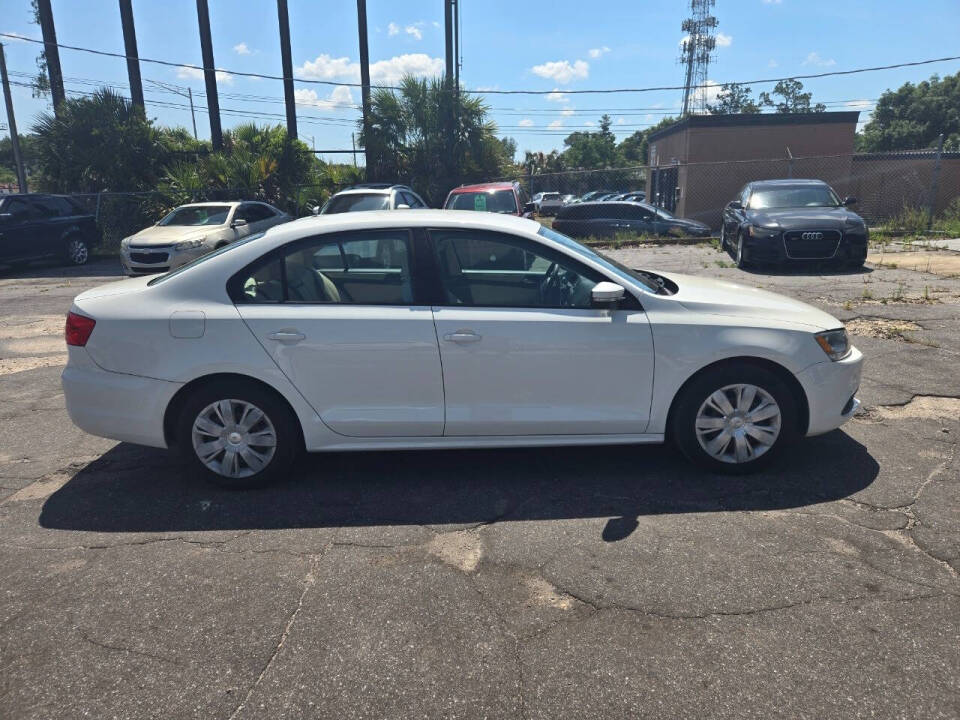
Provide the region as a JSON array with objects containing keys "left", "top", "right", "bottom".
[
  {"left": 120, "top": 244, "right": 205, "bottom": 275},
  {"left": 743, "top": 231, "right": 868, "bottom": 265},
  {"left": 62, "top": 347, "right": 182, "bottom": 448},
  {"left": 796, "top": 346, "right": 863, "bottom": 436}
]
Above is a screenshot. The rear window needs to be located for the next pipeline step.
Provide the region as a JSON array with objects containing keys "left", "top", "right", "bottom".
[
  {"left": 445, "top": 190, "right": 518, "bottom": 214},
  {"left": 322, "top": 193, "right": 390, "bottom": 213}
]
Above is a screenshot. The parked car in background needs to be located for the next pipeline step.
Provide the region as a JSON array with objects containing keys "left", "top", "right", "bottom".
[
  {"left": 578, "top": 190, "right": 615, "bottom": 203},
  {"left": 560, "top": 194, "right": 577, "bottom": 205},
  {"left": 553, "top": 201, "right": 711, "bottom": 239},
  {"left": 537, "top": 192, "right": 565, "bottom": 216},
  {"left": 618, "top": 191, "right": 646, "bottom": 202},
  {"left": 0, "top": 193, "right": 98, "bottom": 267},
  {"left": 594, "top": 192, "right": 622, "bottom": 202},
  {"left": 62, "top": 210, "right": 862, "bottom": 487},
  {"left": 318, "top": 184, "right": 428, "bottom": 214},
  {"left": 720, "top": 179, "right": 869, "bottom": 269},
  {"left": 121, "top": 201, "right": 290, "bottom": 276},
  {"left": 444, "top": 181, "right": 532, "bottom": 217}
]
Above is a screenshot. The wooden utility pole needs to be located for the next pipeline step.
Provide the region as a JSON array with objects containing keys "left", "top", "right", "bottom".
[
  {"left": 0, "top": 44, "right": 28, "bottom": 193},
  {"left": 195, "top": 0, "right": 223, "bottom": 149},
  {"left": 444, "top": 0, "right": 454, "bottom": 84},
  {"left": 276, "top": 0, "right": 297, "bottom": 140},
  {"left": 118, "top": 0, "right": 144, "bottom": 109},
  {"left": 35, "top": 0, "right": 66, "bottom": 114},
  {"left": 356, "top": 0, "right": 372, "bottom": 179}
]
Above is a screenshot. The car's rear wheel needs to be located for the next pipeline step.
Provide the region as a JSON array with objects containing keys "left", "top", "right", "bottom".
[
  {"left": 64, "top": 236, "right": 89, "bottom": 266},
  {"left": 176, "top": 380, "right": 300, "bottom": 488},
  {"left": 671, "top": 364, "right": 799, "bottom": 474}
]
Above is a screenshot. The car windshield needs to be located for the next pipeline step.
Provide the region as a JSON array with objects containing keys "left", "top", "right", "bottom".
[
  {"left": 322, "top": 193, "right": 391, "bottom": 213},
  {"left": 445, "top": 190, "right": 518, "bottom": 214},
  {"left": 748, "top": 185, "right": 840, "bottom": 209},
  {"left": 537, "top": 226, "right": 661, "bottom": 293},
  {"left": 147, "top": 232, "right": 266, "bottom": 286},
  {"left": 158, "top": 205, "right": 231, "bottom": 226}
]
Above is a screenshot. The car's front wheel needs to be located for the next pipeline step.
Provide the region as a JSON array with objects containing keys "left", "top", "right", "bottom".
[
  {"left": 671, "top": 364, "right": 799, "bottom": 474},
  {"left": 735, "top": 232, "right": 748, "bottom": 269},
  {"left": 176, "top": 380, "right": 301, "bottom": 488}
]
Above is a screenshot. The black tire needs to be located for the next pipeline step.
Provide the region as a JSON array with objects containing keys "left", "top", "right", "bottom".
[
  {"left": 734, "top": 232, "right": 749, "bottom": 269},
  {"left": 63, "top": 235, "right": 90, "bottom": 266},
  {"left": 176, "top": 379, "right": 301, "bottom": 489},
  {"left": 671, "top": 363, "right": 799, "bottom": 475}
]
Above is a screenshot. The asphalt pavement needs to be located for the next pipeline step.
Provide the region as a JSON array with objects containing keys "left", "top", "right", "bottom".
[{"left": 1, "top": 247, "right": 958, "bottom": 719}]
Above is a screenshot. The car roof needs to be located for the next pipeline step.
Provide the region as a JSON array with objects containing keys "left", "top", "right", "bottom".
[
  {"left": 272, "top": 209, "right": 540, "bottom": 238},
  {"left": 334, "top": 187, "right": 393, "bottom": 196},
  {"left": 749, "top": 179, "right": 829, "bottom": 187},
  {"left": 176, "top": 201, "right": 242, "bottom": 208},
  {"left": 449, "top": 182, "right": 517, "bottom": 193}
]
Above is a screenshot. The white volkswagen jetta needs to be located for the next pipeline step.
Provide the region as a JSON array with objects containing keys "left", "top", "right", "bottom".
[{"left": 62, "top": 211, "right": 862, "bottom": 487}]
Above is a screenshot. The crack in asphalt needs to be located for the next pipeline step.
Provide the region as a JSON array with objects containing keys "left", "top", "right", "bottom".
[
  {"left": 76, "top": 629, "right": 183, "bottom": 666},
  {"left": 225, "top": 533, "right": 336, "bottom": 720}
]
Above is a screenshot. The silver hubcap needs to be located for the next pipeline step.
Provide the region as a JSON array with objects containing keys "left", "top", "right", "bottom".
[
  {"left": 695, "top": 383, "right": 781, "bottom": 464},
  {"left": 69, "top": 239, "right": 88, "bottom": 264},
  {"left": 191, "top": 399, "right": 277, "bottom": 478}
]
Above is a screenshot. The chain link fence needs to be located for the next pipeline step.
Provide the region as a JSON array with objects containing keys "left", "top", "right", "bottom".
[{"left": 495, "top": 149, "right": 960, "bottom": 236}]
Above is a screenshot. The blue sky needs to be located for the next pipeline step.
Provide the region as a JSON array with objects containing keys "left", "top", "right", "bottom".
[{"left": 2, "top": 0, "right": 958, "bottom": 160}]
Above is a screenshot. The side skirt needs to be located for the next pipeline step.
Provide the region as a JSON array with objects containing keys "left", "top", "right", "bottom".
[{"left": 308, "top": 433, "right": 665, "bottom": 452}]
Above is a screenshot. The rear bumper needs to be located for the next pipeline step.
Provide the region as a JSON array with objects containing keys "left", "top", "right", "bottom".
[
  {"left": 796, "top": 346, "right": 863, "bottom": 436},
  {"left": 61, "top": 348, "right": 181, "bottom": 448}
]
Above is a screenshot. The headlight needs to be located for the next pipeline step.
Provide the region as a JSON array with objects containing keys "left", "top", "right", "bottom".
[
  {"left": 815, "top": 329, "right": 851, "bottom": 361},
  {"left": 747, "top": 225, "right": 780, "bottom": 239},
  {"left": 174, "top": 238, "right": 205, "bottom": 251}
]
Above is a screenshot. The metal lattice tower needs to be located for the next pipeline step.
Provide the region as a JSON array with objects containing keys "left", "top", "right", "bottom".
[{"left": 679, "top": 0, "right": 718, "bottom": 116}]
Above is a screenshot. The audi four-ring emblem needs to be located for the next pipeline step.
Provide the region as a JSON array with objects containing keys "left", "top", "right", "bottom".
[{"left": 801, "top": 232, "right": 824, "bottom": 240}]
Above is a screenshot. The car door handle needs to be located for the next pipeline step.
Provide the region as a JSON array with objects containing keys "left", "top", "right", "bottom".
[
  {"left": 267, "top": 330, "right": 306, "bottom": 343},
  {"left": 443, "top": 330, "right": 482, "bottom": 344}
]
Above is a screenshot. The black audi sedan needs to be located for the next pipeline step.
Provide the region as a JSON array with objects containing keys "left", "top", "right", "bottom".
[
  {"left": 720, "top": 179, "right": 868, "bottom": 269},
  {"left": 553, "top": 201, "right": 711, "bottom": 239}
]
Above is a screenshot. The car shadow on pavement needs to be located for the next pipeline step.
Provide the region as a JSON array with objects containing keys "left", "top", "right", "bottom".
[
  {"left": 0, "top": 258, "right": 123, "bottom": 280},
  {"left": 39, "top": 430, "right": 878, "bottom": 541},
  {"left": 739, "top": 263, "right": 874, "bottom": 277}
]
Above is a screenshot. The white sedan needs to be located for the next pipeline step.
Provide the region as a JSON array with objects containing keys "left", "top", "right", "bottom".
[
  {"left": 120, "top": 201, "right": 291, "bottom": 275},
  {"left": 63, "top": 211, "right": 862, "bottom": 487}
]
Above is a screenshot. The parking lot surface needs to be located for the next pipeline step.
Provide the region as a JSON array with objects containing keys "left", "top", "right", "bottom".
[{"left": 1, "top": 246, "right": 958, "bottom": 719}]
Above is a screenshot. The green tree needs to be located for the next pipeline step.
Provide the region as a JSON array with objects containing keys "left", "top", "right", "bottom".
[
  {"left": 858, "top": 72, "right": 960, "bottom": 152},
  {"left": 758, "top": 79, "right": 825, "bottom": 113},
  {"left": 562, "top": 114, "right": 619, "bottom": 168},
  {"left": 616, "top": 116, "right": 679, "bottom": 165},
  {"left": 32, "top": 88, "right": 164, "bottom": 192},
  {"left": 707, "top": 83, "right": 762, "bottom": 114},
  {"left": 360, "top": 76, "right": 511, "bottom": 206}
]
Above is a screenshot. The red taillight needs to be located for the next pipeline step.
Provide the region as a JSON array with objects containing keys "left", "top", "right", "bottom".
[{"left": 65, "top": 312, "right": 96, "bottom": 347}]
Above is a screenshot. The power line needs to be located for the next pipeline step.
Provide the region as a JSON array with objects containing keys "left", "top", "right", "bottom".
[{"left": 2, "top": 32, "right": 958, "bottom": 95}]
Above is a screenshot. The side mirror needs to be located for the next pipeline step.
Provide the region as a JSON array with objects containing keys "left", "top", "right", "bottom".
[
  {"left": 396, "top": 203, "right": 410, "bottom": 210},
  {"left": 843, "top": 196, "right": 858, "bottom": 206},
  {"left": 311, "top": 206, "right": 321, "bottom": 216},
  {"left": 523, "top": 202, "right": 537, "bottom": 214},
  {"left": 727, "top": 200, "right": 743, "bottom": 210},
  {"left": 231, "top": 218, "right": 248, "bottom": 228},
  {"left": 591, "top": 281, "right": 625, "bottom": 306}
]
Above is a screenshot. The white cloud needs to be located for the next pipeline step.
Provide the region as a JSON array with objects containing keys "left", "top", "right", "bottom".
[
  {"left": 588, "top": 46, "right": 610, "bottom": 59},
  {"left": 715, "top": 32, "right": 732, "bottom": 47},
  {"left": 388, "top": 21, "right": 424, "bottom": 40},
  {"left": 531, "top": 59, "right": 589, "bottom": 84},
  {"left": 803, "top": 52, "right": 836, "bottom": 67},
  {"left": 233, "top": 42, "right": 251, "bottom": 55},
  {"left": 518, "top": 118, "right": 534, "bottom": 127},
  {"left": 584, "top": 120, "right": 596, "bottom": 127},
  {"left": 845, "top": 99, "right": 873, "bottom": 111},
  {"left": 432, "top": 21, "right": 441, "bottom": 28},
  {"left": 387, "top": 22, "right": 400, "bottom": 36},
  {"left": 616, "top": 116, "right": 626, "bottom": 125},
  {"left": 405, "top": 24, "right": 423, "bottom": 40},
  {"left": 176, "top": 66, "right": 234, "bottom": 85},
  {"left": 1, "top": 31, "right": 28, "bottom": 42},
  {"left": 295, "top": 53, "right": 443, "bottom": 86},
  {"left": 768, "top": 58, "right": 779, "bottom": 68},
  {"left": 545, "top": 89, "right": 570, "bottom": 103},
  {"left": 294, "top": 86, "right": 355, "bottom": 110},
  {"left": 370, "top": 54, "right": 444, "bottom": 84},
  {"left": 561, "top": 108, "right": 574, "bottom": 116},
  {"left": 547, "top": 120, "right": 564, "bottom": 130}
]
